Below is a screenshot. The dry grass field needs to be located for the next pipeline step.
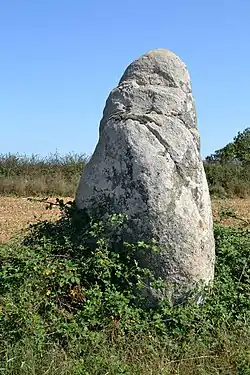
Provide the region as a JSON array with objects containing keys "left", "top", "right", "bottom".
[{"left": 0, "top": 196, "right": 250, "bottom": 243}]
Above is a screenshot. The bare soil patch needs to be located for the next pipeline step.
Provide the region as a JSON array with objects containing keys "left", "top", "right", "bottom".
[
  {"left": 0, "top": 196, "right": 249, "bottom": 243},
  {"left": 0, "top": 197, "right": 72, "bottom": 243},
  {"left": 212, "top": 198, "right": 250, "bottom": 228}
]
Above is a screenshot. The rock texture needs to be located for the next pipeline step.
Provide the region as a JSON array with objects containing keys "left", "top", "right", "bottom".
[{"left": 76, "top": 49, "right": 215, "bottom": 304}]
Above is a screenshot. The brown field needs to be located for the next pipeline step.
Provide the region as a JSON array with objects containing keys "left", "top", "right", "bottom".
[
  {"left": 0, "top": 196, "right": 72, "bottom": 243},
  {"left": 0, "top": 196, "right": 250, "bottom": 243}
]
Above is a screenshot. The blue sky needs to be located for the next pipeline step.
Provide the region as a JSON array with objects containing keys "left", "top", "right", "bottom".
[{"left": 0, "top": 0, "right": 249, "bottom": 158}]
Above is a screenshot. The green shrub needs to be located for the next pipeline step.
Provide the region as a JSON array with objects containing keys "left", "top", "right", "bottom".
[
  {"left": 204, "top": 161, "right": 250, "bottom": 198},
  {"left": 0, "top": 201, "right": 249, "bottom": 374},
  {"left": 204, "top": 127, "right": 250, "bottom": 198}
]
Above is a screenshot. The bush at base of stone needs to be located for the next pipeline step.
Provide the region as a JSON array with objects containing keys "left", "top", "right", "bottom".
[{"left": 0, "top": 200, "right": 249, "bottom": 374}]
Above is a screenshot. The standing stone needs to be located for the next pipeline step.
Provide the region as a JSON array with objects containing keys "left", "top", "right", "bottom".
[{"left": 76, "top": 49, "right": 215, "bottom": 304}]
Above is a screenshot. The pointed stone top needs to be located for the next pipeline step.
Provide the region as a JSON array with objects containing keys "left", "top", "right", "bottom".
[
  {"left": 120, "top": 48, "right": 190, "bottom": 90},
  {"left": 142, "top": 48, "right": 181, "bottom": 59}
]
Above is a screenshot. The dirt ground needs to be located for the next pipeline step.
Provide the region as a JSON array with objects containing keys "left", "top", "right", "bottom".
[
  {"left": 0, "top": 196, "right": 250, "bottom": 243},
  {"left": 0, "top": 197, "right": 72, "bottom": 243}
]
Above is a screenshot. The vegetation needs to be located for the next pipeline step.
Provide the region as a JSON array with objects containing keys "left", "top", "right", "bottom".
[
  {"left": 1, "top": 128, "right": 250, "bottom": 198},
  {"left": 0, "top": 128, "right": 249, "bottom": 372},
  {"left": 0, "top": 152, "right": 88, "bottom": 197},
  {"left": 0, "top": 200, "right": 249, "bottom": 374},
  {"left": 204, "top": 128, "right": 250, "bottom": 198}
]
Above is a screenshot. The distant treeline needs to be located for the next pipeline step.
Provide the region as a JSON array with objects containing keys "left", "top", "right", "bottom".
[
  {"left": 1, "top": 127, "right": 250, "bottom": 198},
  {"left": 204, "top": 161, "right": 250, "bottom": 198},
  {"left": 204, "top": 127, "right": 250, "bottom": 198}
]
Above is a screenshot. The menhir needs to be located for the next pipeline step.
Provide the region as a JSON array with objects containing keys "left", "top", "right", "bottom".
[{"left": 76, "top": 49, "right": 215, "bottom": 305}]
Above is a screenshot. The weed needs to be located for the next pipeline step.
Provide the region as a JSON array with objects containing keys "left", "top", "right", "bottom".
[{"left": 0, "top": 200, "right": 249, "bottom": 374}]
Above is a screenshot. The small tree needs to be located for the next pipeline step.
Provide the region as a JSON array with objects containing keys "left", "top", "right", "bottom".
[{"left": 206, "top": 127, "right": 250, "bottom": 165}]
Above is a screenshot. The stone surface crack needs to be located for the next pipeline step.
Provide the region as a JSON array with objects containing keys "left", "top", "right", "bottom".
[
  {"left": 153, "top": 68, "right": 177, "bottom": 88},
  {"left": 170, "top": 112, "right": 186, "bottom": 126},
  {"left": 106, "top": 110, "right": 187, "bottom": 128},
  {"left": 141, "top": 122, "right": 187, "bottom": 181},
  {"left": 105, "top": 113, "right": 189, "bottom": 183}
]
